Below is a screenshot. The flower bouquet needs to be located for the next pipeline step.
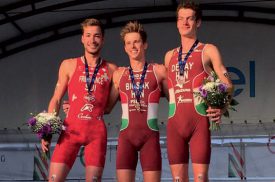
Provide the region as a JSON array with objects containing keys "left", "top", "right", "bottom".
[
  {"left": 195, "top": 71, "right": 238, "bottom": 130},
  {"left": 27, "top": 111, "right": 64, "bottom": 158}
]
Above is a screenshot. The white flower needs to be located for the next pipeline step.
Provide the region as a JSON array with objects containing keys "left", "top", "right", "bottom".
[
  {"left": 203, "top": 82, "right": 216, "bottom": 92},
  {"left": 27, "top": 111, "right": 64, "bottom": 138}
]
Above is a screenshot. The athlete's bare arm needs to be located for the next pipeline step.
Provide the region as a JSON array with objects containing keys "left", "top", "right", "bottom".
[
  {"left": 154, "top": 63, "right": 169, "bottom": 100},
  {"left": 164, "top": 49, "right": 174, "bottom": 69},
  {"left": 42, "top": 59, "right": 75, "bottom": 152},
  {"left": 106, "top": 62, "right": 118, "bottom": 79},
  {"left": 204, "top": 44, "right": 234, "bottom": 121},
  {"left": 204, "top": 44, "right": 233, "bottom": 93},
  {"left": 104, "top": 67, "right": 123, "bottom": 114},
  {"left": 104, "top": 62, "right": 118, "bottom": 114},
  {"left": 47, "top": 59, "right": 72, "bottom": 114}
]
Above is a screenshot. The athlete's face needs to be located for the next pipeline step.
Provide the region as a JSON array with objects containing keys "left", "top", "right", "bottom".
[
  {"left": 177, "top": 8, "right": 201, "bottom": 38},
  {"left": 81, "top": 26, "right": 104, "bottom": 56},
  {"left": 124, "top": 32, "right": 148, "bottom": 61}
]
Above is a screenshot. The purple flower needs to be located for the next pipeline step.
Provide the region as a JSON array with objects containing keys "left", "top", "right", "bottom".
[
  {"left": 42, "top": 124, "right": 52, "bottom": 135},
  {"left": 218, "top": 83, "right": 227, "bottom": 93},
  {"left": 37, "top": 132, "right": 43, "bottom": 139},
  {"left": 199, "top": 85, "right": 203, "bottom": 92},
  {"left": 201, "top": 89, "right": 207, "bottom": 98},
  {"left": 28, "top": 117, "right": 37, "bottom": 126},
  {"left": 199, "top": 87, "right": 207, "bottom": 98},
  {"left": 37, "top": 125, "right": 52, "bottom": 139}
]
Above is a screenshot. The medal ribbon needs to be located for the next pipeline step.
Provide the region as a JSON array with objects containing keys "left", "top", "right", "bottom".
[
  {"left": 84, "top": 56, "right": 101, "bottom": 94},
  {"left": 178, "top": 39, "right": 199, "bottom": 75},
  {"left": 129, "top": 62, "right": 148, "bottom": 103}
]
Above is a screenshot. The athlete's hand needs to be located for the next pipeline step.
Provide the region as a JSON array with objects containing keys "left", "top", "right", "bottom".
[
  {"left": 206, "top": 107, "right": 222, "bottom": 123},
  {"left": 41, "top": 138, "right": 51, "bottom": 153},
  {"left": 62, "top": 100, "right": 70, "bottom": 115}
]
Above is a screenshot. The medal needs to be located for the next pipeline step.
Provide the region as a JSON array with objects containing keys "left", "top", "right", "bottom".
[
  {"left": 135, "top": 102, "right": 141, "bottom": 112},
  {"left": 83, "top": 56, "right": 102, "bottom": 95},
  {"left": 177, "top": 75, "right": 185, "bottom": 85},
  {"left": 178, "top": 39, "right": 199, "bottom": 76},
  {"left": 83, "top": 93, "right": 95, "bottom": 103},
  {"left": 129, "top": 62, "right": 148, "bottom": 112}
]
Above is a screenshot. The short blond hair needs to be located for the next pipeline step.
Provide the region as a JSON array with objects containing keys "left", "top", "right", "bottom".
[{"left": 120, "top": 21, "right": 147, "bottom": 43}]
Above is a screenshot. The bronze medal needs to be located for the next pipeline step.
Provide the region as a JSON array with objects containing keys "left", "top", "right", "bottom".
[{"left": 177, "top": 75, "right": 185, "bottom": 85}]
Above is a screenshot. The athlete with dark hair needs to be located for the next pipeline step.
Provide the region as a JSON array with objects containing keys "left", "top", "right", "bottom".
[
  {"left": 41, "top": 18, "right": 117, "bottom": 182},
  {"left": 164, "top": 2, "right": 233, "bottom": 182}
]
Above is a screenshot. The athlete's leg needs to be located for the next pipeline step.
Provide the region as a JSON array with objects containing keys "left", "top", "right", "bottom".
[
  {"left": 86, "top": 166, "right": 104, "bottom": 182},
  {"left": 167, "top": 119, "right": 189, "bottom": 182},
  {"left": 189, "top": 116, "right": 210, "bottom": 182},
  {"left": 140, "top": 132, "right": 161, "bottom": 182},
  {"left": 84, "top": 131, "right": 107, "bottom": 169},
  {"left": 117, "top": 169, "right": 135, "bottom": 182},
  {"left": 143, "top": 171, "right": 161, "bottom": 182},
  {"left": 116, "top": 133, "right": 138, "bottom": 182},
  {"left": 84, "top": 124, "right": 107, "bottom": 182},
  {"left": 116, "top": 132, "right": 138, "bottom": 169},
  {"left": 49, "top": 132, "right": 80, "bottom": 182},
  {"left": 192, "top": 163, "right": 209, "bottom": 182},
  {"left": 170, "top": 164, "right": 189, "bottom": 182},
  {"left": 48, "top": 162, "right": 70, "bottom": 182}
]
